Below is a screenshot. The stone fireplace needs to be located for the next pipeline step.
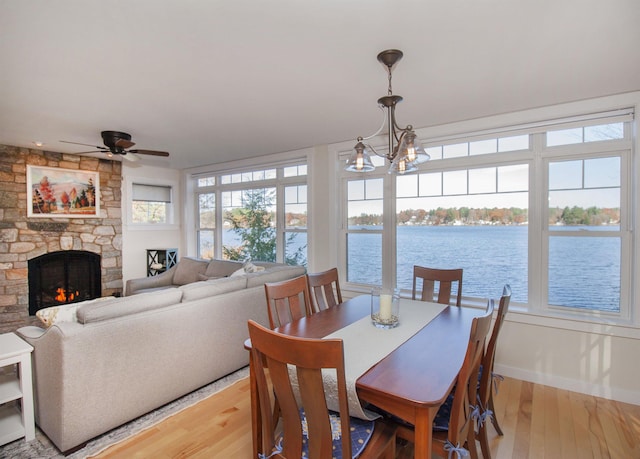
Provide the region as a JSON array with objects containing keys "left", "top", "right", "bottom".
[{"left": 0, "top": 145, "right": 123, "bottom": 333}]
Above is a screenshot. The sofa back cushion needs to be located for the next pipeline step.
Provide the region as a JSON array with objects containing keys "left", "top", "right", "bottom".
[
  {"left": 172, "top": 257, "right": 210, "bottom": 285},
  {"left": 76, "top": 288, "right": 184, "bottom": 324},
  {"left": 246, "top": 265, "right": 307, "bottom": 288},
  {"left": 204, "top": 259, "right": 244, "bottom": 279},
  {"left": 179, "top": 276, "right": 247, "bottom": 302}
]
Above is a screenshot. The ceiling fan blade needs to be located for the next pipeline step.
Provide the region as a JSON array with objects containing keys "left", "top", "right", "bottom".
[
  {"left": 128, "top": 149, "right": 170, "bottom": 157},
  {"left": 115, "top": 138, "right": 135, "bottom": 149},
  {"left": 60, "top": 140, "right": 107, "bottom": 150}
]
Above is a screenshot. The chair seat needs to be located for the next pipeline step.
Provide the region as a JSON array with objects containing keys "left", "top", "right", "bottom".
[
  {"left": 432, "top": 393, "right": 454, "bottom": 432},
  {"left": 272, "top": 409, "right": 375, "bottom": 459}
]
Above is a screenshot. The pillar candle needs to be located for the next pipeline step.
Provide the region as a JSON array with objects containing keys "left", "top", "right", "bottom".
[{"left": 379, "top": 294, "right": 392, "bottom": 320}]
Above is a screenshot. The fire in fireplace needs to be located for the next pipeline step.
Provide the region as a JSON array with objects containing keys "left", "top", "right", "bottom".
[{"left": 28, "top": 250, "right": 101, "bottom": 315}]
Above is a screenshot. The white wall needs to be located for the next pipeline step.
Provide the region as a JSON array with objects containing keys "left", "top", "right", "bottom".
[{"left": 121, "top": 164, "right": 183, "bottom": 287}]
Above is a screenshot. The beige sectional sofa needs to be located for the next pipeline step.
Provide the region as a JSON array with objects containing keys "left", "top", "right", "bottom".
[{"left": 16, "top": 258, "right": 305, "bottom": 453}]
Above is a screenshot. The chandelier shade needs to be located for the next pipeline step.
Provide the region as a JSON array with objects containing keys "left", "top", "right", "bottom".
[
  {"left": 346, "top": 49, "right": 429, "bottom": 175},
  {"left": 345, "top": 139, "right": 375, "bottom": 172}
]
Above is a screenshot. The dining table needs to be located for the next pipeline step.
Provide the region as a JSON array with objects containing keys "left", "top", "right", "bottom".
[{"left": 246, "top": 294, "right": 483, "bottom": 459}]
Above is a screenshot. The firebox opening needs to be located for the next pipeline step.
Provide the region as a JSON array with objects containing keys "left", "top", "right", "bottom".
[{"left": 28, "top": 250, "right": 101, "bottom": 316}]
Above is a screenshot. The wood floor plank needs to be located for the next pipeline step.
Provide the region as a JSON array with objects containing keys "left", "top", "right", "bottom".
[
  {"left": 569, "top": 390, "right": 601, "bottom": 459},
  {"left": 598, "top": 397, "right": 638, "bottom": 459},
  {"left": 513, "top": 380, "right": 533, "bottom": 458},
  {"left": 616, "top": 399, "right": 640, "bottom": 455},
  {"left": 529, "top": 381, "right": 546, "bottom": 458},
  {"left": 543, "top": 385, "right": 563, "bottom": 456},
  {"left": 494, "top": 377, "right": 521, "bottom": 459},
  {"left": 557, "top": 386, "right": 578, "bottom": 458},
  {"left": 92, "top": 375, "right": 639, "bottom": 459}
]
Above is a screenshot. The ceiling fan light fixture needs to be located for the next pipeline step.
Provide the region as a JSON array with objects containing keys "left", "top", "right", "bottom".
[{"left": 60, "top": 131, "right": 170, "bottom": 160}]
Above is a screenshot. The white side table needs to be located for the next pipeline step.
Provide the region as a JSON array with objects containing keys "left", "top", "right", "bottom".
[{"left": 0, "top": 333, "right": 35, "bottom": 446}]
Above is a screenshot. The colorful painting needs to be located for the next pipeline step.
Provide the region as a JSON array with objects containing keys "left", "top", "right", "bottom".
[{"left": 27, "top": 165, "right": 100, "bottom": 218}]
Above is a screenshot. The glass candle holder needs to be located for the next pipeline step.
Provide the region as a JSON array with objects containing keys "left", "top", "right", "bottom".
[{"left": 371, "top": 287, "right": 400, "bottom": 329}]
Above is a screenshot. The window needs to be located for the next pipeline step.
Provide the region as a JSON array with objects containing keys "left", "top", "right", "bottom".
[
  {"left": 131, "top": 183, "right": 172, "bottom": 224},
  {"left": 340, "top": 110, "right": 633, "bottom": 323},
  {"left": 345, "top": 178, "right": 384, "bottom": 285},
  {"left": 546, "top": 155, "right": 624, "bottom": 313},
  {"left": 395, "top": 163, "right": 529, "bottom": 303},
  {"left": 194, "top": 161, "right": 307, "bottom": 266}
]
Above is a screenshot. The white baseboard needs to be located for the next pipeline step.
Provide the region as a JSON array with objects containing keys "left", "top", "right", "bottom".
[{"left": 494, "top": 363, "right": 640, "bottom": 406}]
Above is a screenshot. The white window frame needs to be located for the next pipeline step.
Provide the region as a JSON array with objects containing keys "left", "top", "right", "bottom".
[
  {"left": 191, "top": 160, "right": 308, "bottom": 264},
  {"left": 124, "top": 177, "right": 178, "bottom": 230}
]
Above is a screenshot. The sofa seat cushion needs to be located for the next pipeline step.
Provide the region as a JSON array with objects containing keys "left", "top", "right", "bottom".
[
  {"left": 76, "top": 288, "right": 184, "bottom": 323},
  {"left": 179, "top": 276, "right": 247, "bottom": 302},
  {"left": 172, "top": 257, "right": 210, "bottom": 285},
  {"left": 204, "top": 259, "right": 244, "bottom": 278}
]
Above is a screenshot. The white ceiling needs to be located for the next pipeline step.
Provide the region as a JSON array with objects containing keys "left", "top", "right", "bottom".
[{"left": 1, "top": 1, "right": 639, "bottom": 170}]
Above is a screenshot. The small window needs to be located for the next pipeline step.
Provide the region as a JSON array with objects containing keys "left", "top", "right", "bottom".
[{"left": 132, "top": 183, "right": 172, "bottom": 224}]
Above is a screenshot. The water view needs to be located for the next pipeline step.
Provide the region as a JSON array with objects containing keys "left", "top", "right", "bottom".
[
  {"left": 223, "top": 224, "right": 620, "bottom": 312},
  {"left": 348, "top": 225, "right": 620, "bottom": 312}
]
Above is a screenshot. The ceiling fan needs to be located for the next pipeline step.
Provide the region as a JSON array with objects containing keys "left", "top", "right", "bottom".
[{"left": 60, "top": 131, "right": 170, "bottom": 162}]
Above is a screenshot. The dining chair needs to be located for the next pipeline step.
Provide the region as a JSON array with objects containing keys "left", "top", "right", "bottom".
[
  {"left": 395, "top": 300, "right": 494, "bottom": 459},
  {"left": 263, "top": 274, "right": 314, "bottom": 329},
  {"left": 412, "top": 265, "right": 463, "bottom": 306},
  {"left": 247, "top": 320, "right": 397, "bottom": 459},
  {"left": 475, "top": 284, "right": 511, "bottom": 459},
  {"left": 307, "top": 267, "right": 343, "bottom": 312}
]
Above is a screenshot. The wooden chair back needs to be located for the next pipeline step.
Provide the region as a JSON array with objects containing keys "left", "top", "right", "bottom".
[
  {"left": 438, "top": 299, "right": 494, "bottom": 457},
  {"left": 476, "top": 285, "right": 511, "bottom": 459},
  {"left": 247, "top": 320, "right": 396, "bottom": 459},
  {"left": 264, "top": 275, "right": 313, "bottom": 329},
  {"left": 307, "top": 267, "right": 343, "bottom": 312},
  {"left": 478, "top": 285, "right": 511, "bottom": 409},
  {"left": 412, "top": 265, "right": 463, "bottom": 306}
]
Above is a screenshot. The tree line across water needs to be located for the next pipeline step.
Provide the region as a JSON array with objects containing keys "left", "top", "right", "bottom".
[{"left": 348, "top": 206, "right": 620, "bottom": 226}]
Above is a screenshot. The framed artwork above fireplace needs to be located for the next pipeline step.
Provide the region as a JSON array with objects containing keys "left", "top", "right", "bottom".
[{"left": 27, "top": 165, "right": 100, "bottom": 218}]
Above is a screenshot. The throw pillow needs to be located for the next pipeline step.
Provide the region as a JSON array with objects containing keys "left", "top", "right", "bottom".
[
  {"left": 230, "top": 261, "right": 266, "bottom": 277},
  {"left": 204, "top": 259, "right": 244, "bottom": 278},
  {"left": 36, "top": 303, "right": 79, "bottom": 328},
  {"left": 244, "top": 261, "right": 266, "bottom": 273},
  {"left": 172, "top": 257, "right": 209, "bottom": 285},
  {"left": 230, "top": 267, "right": 247, "bottom": 277}
]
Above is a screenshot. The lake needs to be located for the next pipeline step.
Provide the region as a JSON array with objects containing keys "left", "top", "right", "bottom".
[
  {"left": 224, "top": 225, "right": 620, "bottom": 312},
  {"left": 348, "top": 225, "right": 620, "bottom": 312}
]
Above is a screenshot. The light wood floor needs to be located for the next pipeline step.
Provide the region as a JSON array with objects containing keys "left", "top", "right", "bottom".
[{"left": 94, "top": 375, "right": 640, "bottom": 459}]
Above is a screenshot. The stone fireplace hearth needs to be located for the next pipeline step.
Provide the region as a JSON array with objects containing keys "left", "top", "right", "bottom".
[{"left": 0, "top": 145, "right": 123, "bottom": 333}]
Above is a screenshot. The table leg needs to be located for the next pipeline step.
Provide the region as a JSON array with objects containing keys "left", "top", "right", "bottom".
[
  {"left": 249, "top": 354, "right": 262, "bottom": 458},
  {"left": 413, "top": 407, "right": 436, "bottom": 458}
]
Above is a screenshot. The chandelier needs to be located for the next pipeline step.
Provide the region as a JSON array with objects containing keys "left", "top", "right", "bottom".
[{"left": 345, "top": 49, "right": 430, "bottom": 174}]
